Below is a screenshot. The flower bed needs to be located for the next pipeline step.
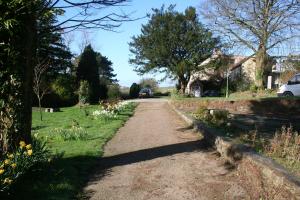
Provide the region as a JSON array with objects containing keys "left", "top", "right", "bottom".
[
  {"left": 0, "top": 140, "right": 51, "bottom": 193},
  {"left": 92, "top": 101, "right": 131, "bottom": 119}
]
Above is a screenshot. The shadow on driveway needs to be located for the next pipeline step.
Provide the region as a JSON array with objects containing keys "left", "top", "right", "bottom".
[{"left": 96, "top": 139, "right": 209, "bottom": 170}]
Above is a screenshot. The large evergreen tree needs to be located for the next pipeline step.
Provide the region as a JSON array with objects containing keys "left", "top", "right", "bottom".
[
  {"left": 0, "top": 0, "right": 131, "bottom": 152},
  {"left": 76, "top": 45, "right": 100, "bottom": 103},
  {"left": 37, "top": 8, "right": 73, "bottom": 76},
  {"left": 96, "top": 53, "right": 117, "bottom": 84},
  {"left": 129, "top": 5, "right": 220, "bottom": 93}
]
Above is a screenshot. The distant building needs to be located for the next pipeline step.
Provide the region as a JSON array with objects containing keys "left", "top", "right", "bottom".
[{"left": 186, "top": 52, "right": 257, "bottom": 97}]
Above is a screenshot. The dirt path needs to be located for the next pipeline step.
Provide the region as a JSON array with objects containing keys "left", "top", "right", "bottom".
[{"left": 83, "top": 99, "right": 250, "bottom": 200}]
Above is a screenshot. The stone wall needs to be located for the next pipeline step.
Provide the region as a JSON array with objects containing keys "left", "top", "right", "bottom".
[
  {"left": 172, "top": 98, "right": 300, "bottom": 116},
  {"left": 169, "top": 101, "right": 300, "bottom": 199}
]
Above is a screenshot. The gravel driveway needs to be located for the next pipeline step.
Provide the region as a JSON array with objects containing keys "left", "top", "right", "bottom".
[{"left": 83, "top": 99, "right": 250, "bottom": 200}]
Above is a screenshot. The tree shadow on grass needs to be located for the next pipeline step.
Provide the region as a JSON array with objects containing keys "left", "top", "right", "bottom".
[
  {"left": 228, "top": 98, "right": 300, "bottom": 139},
  {"left": 248, "top": 98, "right": 300, "bottom": 117},
  {"left": 31, "top": 125, "right": 47, "bottom": 131},
  {"left": 5, "top": 155, "right": 103, "bottom": 200}
]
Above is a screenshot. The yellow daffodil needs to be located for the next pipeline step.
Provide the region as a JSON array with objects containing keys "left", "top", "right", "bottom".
[
  {"left": 11, "top": 163, "right": 16, "bottom": 169},
  {"left": 19, "top": 141, "right": 26, "bottom": 148},
  {"left": 0, "top": 169, "right": 4, "bottom": 175},
  {"left": 4, "top": 159, "right": 10, "bottom": 165},
  {"left": 3, "top": 178, "right": 12, "bottom": 184},
  {"left": 27, "top": 149, "right": 33, "bottom": 156},
  {"left": 7, "top": 154, "right": 14, "bottom": 159},
  {"left": 25, "top": 144, "right": 32, "bottom": 150}
]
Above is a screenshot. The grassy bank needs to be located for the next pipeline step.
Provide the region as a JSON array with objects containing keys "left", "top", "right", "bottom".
[{"left": 10, "top": 103, "right": 136, "bottom": 200}]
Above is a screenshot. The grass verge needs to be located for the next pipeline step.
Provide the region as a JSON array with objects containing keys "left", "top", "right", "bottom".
[{"left": 9, "top": 103, "right": 137, "bottom": 200}]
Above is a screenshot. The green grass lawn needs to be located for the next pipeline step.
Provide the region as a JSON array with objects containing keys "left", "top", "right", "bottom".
[{"left": 10, "top": 103, "right": 137, "bottom": 200}]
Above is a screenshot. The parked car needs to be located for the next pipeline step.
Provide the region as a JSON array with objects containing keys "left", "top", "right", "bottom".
[
  {"left": 139, "top": 88, "right": 153, "bottom": 98},
  {"left": 202, "top": 90, "right": 220, "bottom": 97},
  {"left": 277, "top": 73, "right": 300, "bottom": 97}
]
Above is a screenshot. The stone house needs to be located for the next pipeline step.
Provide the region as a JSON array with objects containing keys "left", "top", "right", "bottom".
[{"left": 186, "top": 52, "right": 257, "bottom": 97}]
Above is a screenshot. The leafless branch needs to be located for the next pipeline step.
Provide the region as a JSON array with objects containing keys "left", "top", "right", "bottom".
[
  {"left": 201, "top": 0, "right": 300, "bottom": 55},
  {"left": 33, "top": 59, "right": 51, "bottom": 120}
]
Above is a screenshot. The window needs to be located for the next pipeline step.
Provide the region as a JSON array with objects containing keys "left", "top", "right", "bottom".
[
  {"left": 296, "top": 75, "right": 300, "bottom": 84},
  {"left": 290, "top": 76, "right": 297, "bottom": 84}
]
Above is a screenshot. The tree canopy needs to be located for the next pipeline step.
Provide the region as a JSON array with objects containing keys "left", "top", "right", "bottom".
[
  {"left": 76, "top": 45, "right": 100, "bottom": 103},
  {"left": 139, "top": 78, "right": 158, "bottom": 91},
  {"left": 0, "top": 0, "right": 132, "bottom": 151},
  {"left": 96, "top": 53, "right": 117, "bottom": 84},
  {"left": 129, "top": 5, "right": 220, "bottom": 93},
  {"left": 200, "top": 0, "right": 300, "bottom": 87}
]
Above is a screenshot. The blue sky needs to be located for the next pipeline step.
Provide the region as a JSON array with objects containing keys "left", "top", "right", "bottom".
[{"left": 66, "top": 0, "right": 201, "bottom": 87}]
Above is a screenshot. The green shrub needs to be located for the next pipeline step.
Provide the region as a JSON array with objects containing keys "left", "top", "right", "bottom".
[
  {"left": 78, "top": 80, "right": 90, "bottom": 104},
  {"left": 211, "top": 110, "right": 229, "bottom": 126},
  {"left": 51, "top": 75, "right": 76, "bottom": 101},
  {"left": 0, "top": 139, "right": 51, "bottom": 193},
  {"left": 107, "top": 84, "right": 121, "bottom": 99},
  {"left": 193, "top": 101, "right": 212, "bottom": 122},
  {"left": 98, "top": 81, "right": 108, "bottom": 100},
  {"left": 170, "top": 89, "right": 189, "bottom": 99},
  {"left": 250, "top": 84, "right": 258, "bottom": 93},
  {"left": 193, "top": 102, "right": 228, "bottom": 126},
  {"left": 129, "top": 83, "right": 140, "bottom": 98}
]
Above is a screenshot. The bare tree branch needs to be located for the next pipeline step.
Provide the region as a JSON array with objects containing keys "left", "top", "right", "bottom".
[
  {"left": 38, "top": 0, "right": 139, "bottom": 33},
  {"left": 33, "top": 59, "right": 51, "bottom": 121},
  {"left": 201, "top": 0, "right": 300, "bottom": 54}
]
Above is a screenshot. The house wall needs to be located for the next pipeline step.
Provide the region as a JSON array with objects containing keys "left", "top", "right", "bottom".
[
  {"left": 187, "top": 56, "right": 257, "bottom": 96},
  {"left": 241, "top": 58, "right": 256, "bottom": 82}
]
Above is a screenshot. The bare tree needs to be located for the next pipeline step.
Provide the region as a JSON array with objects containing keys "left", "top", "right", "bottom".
[
  {"left": 33, "top": 60, "right": 51, "bottom": 121},
  {"left": 201, "top": 0, "right": 300, "bottom": 88},
  {"left": 78, "top": 30, "right": 92, "bottom": 54},
  {"left": 44, "top": 0, "right": 134, "bottom": 33}
]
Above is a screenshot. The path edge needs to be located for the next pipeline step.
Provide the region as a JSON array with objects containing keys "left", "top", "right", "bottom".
[{"left": 168, "top": 100, "right": 300, "bottom": 198}]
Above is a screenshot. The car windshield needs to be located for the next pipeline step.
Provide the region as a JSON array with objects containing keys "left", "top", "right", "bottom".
[{"left": 140, "top": 88, "right": 149, "bottom": 93}]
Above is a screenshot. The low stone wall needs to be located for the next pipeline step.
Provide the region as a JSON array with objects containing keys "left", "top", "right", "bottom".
[
  {"left": 172, "top": 98, "right": 300, "bottom": 116},
  {"left": 168, "top": 101, "right": 300, "bottom": 199}
]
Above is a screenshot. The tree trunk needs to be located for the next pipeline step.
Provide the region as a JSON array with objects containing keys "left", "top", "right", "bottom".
[
  {"left": 178, "top": 76, "right": 188, "bottom": 94},
  {"left": 20, "top": 11, "right": 37, "bottom": 145},
  {"left": 38, "top": 97, "right": 43, "bottom": 121},
  {"left": 8, "top": 8, "right": 37, "bottom": 150},
  {"left": 0, "top": 2, "right": 37, "bottom": 153},
  {"left": 255, "top": 47, "right": 268, "bottom": 88}
]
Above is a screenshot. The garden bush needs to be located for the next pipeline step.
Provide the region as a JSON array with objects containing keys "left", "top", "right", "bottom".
[
  {"left": 129, "top": 83, "right": 140, "bottom": 98},
  {"left": 107, "top": 84, "right": 121, "bottom": 100},
  {"left": 193, "top": 103, "right": 212, "bottom": 122},
  {"left": 32, "top": 75, "right": 77, "bottom": 108},
  {"left": 51, "top": 75, "right": 77, "bottom": 102},
  {"left": 78, "top": 80, "right": 90, "bottom": 104},
  {"left": 193, "top": 102, "right": 229, "bottom": 126},
  {"left": 0, "top": 139, "right": 51, "bottom": 193},
  {"left": 264, "top": 125, "right": 300, "bottom": 165},
  {"left": 210, "top": 110, "right": 229, "bottom": 126}
]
